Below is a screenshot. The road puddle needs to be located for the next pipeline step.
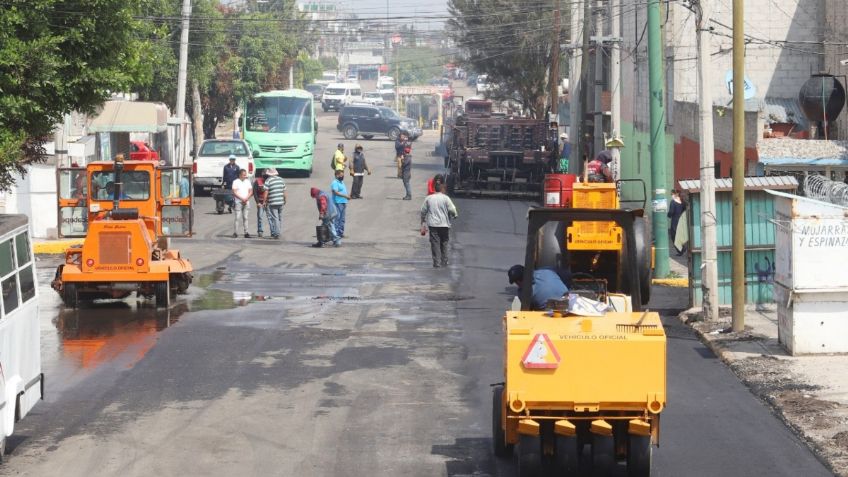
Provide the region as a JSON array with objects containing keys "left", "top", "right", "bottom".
[{"left": 53, "top": 302, "right": 187, "bottom": 371}]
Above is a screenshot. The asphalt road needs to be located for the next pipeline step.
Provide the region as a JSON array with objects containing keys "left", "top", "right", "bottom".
[{"left": 1, "top": 107, "right": 833, "bottom": 476}]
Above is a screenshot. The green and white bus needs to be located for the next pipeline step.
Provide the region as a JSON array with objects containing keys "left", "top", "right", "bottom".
[{"left": 242, "top": 89, "right": 316, "bottom": 176}]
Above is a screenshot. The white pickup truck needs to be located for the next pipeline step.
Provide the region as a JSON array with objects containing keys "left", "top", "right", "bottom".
[{"left": 193, "top": 139, "right": 255, "bottom": 192}]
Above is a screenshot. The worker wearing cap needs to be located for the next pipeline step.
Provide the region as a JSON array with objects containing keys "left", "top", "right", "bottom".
[
  {"left": 559, "top": 133, "right": 571, "bottom": 172},
  {"left": 333, "top": 143, "right": 348, "bottom": 172},
  {"left": 222, "top": 155, "right": 240, "bottom": 190},
  {"left": 508, "top": 264, "right": 569, "bottom": 311}
]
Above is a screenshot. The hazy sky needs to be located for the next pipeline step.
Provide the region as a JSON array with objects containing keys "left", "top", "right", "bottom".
[{"left": 341, "top": 0, "right": 449, "bottom": 23}]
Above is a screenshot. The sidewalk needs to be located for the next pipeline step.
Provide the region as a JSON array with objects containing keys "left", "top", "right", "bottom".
[{"left": 684, "top": 307, "right": 848, "bottom": 476}]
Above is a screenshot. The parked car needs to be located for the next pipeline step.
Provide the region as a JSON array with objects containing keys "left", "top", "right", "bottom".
[
  {"left": 193, "top": 139, "right": 254, "bottom": 193},
  {"left": 346, "top": 72, "right": 358, "bottom": 83},
  {"left": 337, "top": 105, "right": 422, "bottom": 141},
  {"left": 377, "top": 76, "right": 395, "bottom": 95},
  {"left": 305, "top": 83, "right": 324, "bottom": 101},
  {"left": 362, "top": 91, "right": 385, "bottom": 106},
  {"left": 431, "top": 77, "right": 452, "bottom": 87},
  {"left": 322, "top": 82, "right": 362, "bottom": 112},
  {"left": 466, "top": 73, "right": 478, "bottom": 87}
]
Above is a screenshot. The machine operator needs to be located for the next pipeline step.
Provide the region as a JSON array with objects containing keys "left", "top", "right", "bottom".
[
  {"left": 587, "top": 150, "right": 613, "bottom": 183},
  {"left": 508, "top": 264, "right": 570, "bottom": 311}
]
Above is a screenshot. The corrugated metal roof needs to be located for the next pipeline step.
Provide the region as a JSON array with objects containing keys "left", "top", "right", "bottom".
[{"left": 678, "top": 176, "right": 798, "bottom": 193}]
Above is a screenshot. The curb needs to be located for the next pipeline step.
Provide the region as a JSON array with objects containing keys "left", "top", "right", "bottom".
[
  {"left": 652, "top": 277, "right": 689, "bottom": 288},
  {"left": 677, "top": 309, "right": 841, "bottom": 476},
  {"left": 34, "top": 239, "right": 83, "bottom": 255}
]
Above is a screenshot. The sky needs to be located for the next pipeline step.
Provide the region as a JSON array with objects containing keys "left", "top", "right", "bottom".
[{"left": 339, "top": 0, "right": 449, "bottom": 26}]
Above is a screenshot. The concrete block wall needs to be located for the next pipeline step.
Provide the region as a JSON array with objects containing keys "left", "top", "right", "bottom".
[{"left": 670, "top": 1, "right": 823, "bottom": 102}]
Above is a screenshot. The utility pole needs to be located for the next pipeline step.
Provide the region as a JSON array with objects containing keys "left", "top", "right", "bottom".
[
  {"left": 647, "top": 0, "right": 670, "bottom": 278},
  {"left": 573, "top": 0, "right": 593, "bottom": 173},
  {"left": 609, "top": 0, "right": 621, "bottom": 181},
  {"left": 175, "top": 0, "right": 191, "bottom": 122},
  {"left": 175, "top": 0, "right": 191, "bottom": 166},
  {"left": 731, "top": 0, "right": 746, "bottom": 331},
  {"left": 289, "top": 64, "right": 295, "bottom": 89},
  {"left": 696, "top": 0, "right": 719, "bottom": 321},
  {"left": 568, "top": 0, "right": 583, "bottom": 172},
  {"left": 550, "top": 0, "right": 561, "bottom": 116},
  {"left": 592, "top": 0, "right": 605, "bottom": 157}
]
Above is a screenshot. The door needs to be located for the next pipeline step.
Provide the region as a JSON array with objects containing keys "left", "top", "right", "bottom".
[
  {"left": 156, "top": 167, "right": 193, "bottom": 237},
  {"left": 56, "top": 168, "right": 89, "bottom": 238}
]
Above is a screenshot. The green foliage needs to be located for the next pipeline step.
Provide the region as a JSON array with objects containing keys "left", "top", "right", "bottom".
[
  {"left": 448, "top": 0, "right": 563, "bottom": 117},
  {"left": 393, "top": 47, "right": 444, "bottom": 86},
  {"left": 319, "top": 56, "right": 339, "bottom": 72},
  {"left": 0, "top": 0, "right": 143, "bottom": 190},
  {"left": 297, "top": 53, "right": 324, "bottom": 88}
]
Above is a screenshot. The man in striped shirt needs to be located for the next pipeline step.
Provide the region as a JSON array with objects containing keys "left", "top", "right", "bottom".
[{"left": 263, "top": 168, "right": 286, "bottom": 239}]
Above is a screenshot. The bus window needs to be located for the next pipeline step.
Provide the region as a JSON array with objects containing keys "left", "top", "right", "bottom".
[
  {"left": 246, "top": 97, "right": 312, "bottom": 134},
  {"left": 0, "top": 239, "right": 13, "bottom": 276},
  {"left": 15, "top": 231, "right": 30, "bottom": 266},
  {"left": 19, "top": 264, "right": 35, "bottom": 303},
  {"left": 2, "top": 273, "right": 18, "bottom": 314}
]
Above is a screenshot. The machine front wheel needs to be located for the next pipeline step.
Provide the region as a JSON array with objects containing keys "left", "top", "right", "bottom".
[
  {"left": 491, "top": 385, "right": 513, "bottom": 457},
  {"left": 155, "top": 281, "right": 170, "bottom": 308},
  {"left": 515, "top": 434, "right": 541, "bottom": 477},
  {"left": 627, "top": 435, "right": 651, "bottom": 477},
  {"left": 62, "top": 282, "right": 78, "bottom": 308}
]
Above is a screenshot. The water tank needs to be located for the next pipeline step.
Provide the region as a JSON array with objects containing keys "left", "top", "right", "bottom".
[{"left": 798, "top": 74, "right": 845, "bottom": 122}]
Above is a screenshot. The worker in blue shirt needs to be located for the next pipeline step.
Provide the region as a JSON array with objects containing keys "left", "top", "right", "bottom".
[{"left": 508, "top": 264, "right": 569, "bottom": 310}]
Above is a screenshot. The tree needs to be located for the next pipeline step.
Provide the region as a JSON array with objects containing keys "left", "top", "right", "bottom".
[
  {"left": 392, "top": 46, "right": 444, "bottom": 85},
  {"left": 448, "top": 0, "right": 562, "bottom": 118},
  {"left": 0, "top": 0, "right": 144, "bottom": 189},
  {"left": 319, "top": 56, "right": 339, "bottom": 73}
]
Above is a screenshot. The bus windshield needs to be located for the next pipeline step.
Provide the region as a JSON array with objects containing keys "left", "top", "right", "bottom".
[{"left": 246, "top": 96, "right": 313, "bottom": 134}]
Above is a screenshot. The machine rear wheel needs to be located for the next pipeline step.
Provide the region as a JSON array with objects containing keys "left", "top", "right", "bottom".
[
  {"left": 554, "top": 435, "right": 579, "bottom": 476},
  {"left": 591, "top": 433, "right": 615, "bottom": 477},
  {"left": 155, "top": 281, "right": 170, "bottom": 308},
  {"left": 627, "top": 435, "right": 651, "bottom": 477},
  {"left": 215, "top": 200, "right": 225, "bottom": 214},
  {"left": 491, "top": 385, "right": 513, "bottom": 457},
  {"left": 62, "top": 283, "right": 78, "bottom": 308},
  {"left": 515, "top": 434, "right": 542, "bottom": 477}
]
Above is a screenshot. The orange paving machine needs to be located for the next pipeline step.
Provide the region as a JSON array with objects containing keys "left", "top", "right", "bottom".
[{"left": 51, "top": 156, "right": 193, "bottom": 308}]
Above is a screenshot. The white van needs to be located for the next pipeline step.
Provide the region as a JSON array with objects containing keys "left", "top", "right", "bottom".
[
  {"left": 377, "top": 76, "right": 395, "bottom": 94},
  {"left": 476, "top": 74, "right": 490, "bottom": 94},
  {"left": 322, "top": 83, "right": 362, "bottom": 112}
]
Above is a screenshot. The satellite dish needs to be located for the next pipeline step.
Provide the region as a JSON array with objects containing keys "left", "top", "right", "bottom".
[{"left": 725, "top": 71, "right": 757, "bottom": 100}]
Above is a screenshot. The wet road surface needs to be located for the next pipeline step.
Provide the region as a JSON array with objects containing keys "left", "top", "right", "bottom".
[{"left": 1, "top": 110, "right": 833, "bottom": 476}]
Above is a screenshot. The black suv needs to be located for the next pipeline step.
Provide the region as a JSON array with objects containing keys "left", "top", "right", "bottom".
[{"left": 337, "top": 105, "right": 422, "bottom": 141}]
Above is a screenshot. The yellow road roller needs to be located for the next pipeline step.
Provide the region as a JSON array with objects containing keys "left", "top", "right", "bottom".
[{"left": 494, "top": 207, "right": 666, "bottom": 477}]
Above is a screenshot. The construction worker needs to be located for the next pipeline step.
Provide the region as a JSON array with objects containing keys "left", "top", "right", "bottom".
[
  {"left": 508, "top": 264, "right": 569, "bottom": 311},
  {"left": 587, "top": 150, "right": 613, "bottom": 183}
]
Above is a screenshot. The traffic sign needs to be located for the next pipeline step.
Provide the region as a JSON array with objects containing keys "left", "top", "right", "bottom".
[{"left": 521, "top": 333, "right": 561, "bottom": 369}]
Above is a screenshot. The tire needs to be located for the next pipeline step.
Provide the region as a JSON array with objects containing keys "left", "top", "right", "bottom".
[
  {"left": 591, "top": 433, "right": 615, "bottom": 477},
  {"left": 621, "top": 216, "right": 652, "bottom": 305},
  {"left": 62, "top": 282, "right": 78, "bottom": 308},
  {"left": 343, "top": 124, "right": 358, "bottom": 140},
  {"left": 627, "top": 435, "right": 651, "bottom": 477},
  {"left": 388, "top": 127, "right": 401, "bottom": 141},
  {"left": 555, "top": 435, "right": 579, "bottom": 476},
  {"left": 155, "top": 281, "right": 170, "bottom": 309},
  {"left": 515, "top": 434, "right": 542, "bottom": 477},
  {"left": 215, "top": 200, "right": 225, "bottom": 214},
  {"left": 362, "top": 135, "right": 374, "bottom": 140},
  {"left": 491, "top": 385, "right": 513, "bottom": 457}
]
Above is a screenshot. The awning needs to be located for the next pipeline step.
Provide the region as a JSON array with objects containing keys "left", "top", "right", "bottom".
[{"left": 88, "top": 101, "right": 170, "bottom": 133}]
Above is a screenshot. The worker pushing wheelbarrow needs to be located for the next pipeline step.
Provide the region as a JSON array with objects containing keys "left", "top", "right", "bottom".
[{"left": 211, "top": 188, "right": 235, "bottom": 214}]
